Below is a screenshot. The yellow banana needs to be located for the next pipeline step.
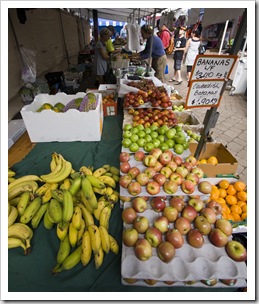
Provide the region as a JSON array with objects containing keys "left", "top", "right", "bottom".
[
  {"left": 8, "top": 168, "right": 16, "bottom": 178},
  {"left": 8, "top": 182, "right": 37, "bottom": 200},
  {"left": 106, "top": 187, "right": 114, "bottom": 196},
  {"left": 88, "top": 192, "right": 98, "bottom": 211},
  {"left": 52, "top": 244, "right": 82, "bottom": 273},
  {"left": 78, "top": 203, "right": 94, "bottom": 227},
  {"left": 81, "top": 230, "right": 92, "bottom": 266},
  {"left": 8, "top": 177, "right": 16, "bottom": 184},
  {"left": 50, "top": 152, "right": 59, "bottom": 172},
  {"left": 68, "top": 222, "right": 78, "bottom": 248},
  {"left": 8, "top": 237, "right": 27, "bottom": 254},
  {"left": 53, "top": 234, "right": 71, "bottom": 271},
  {"left": 42, "top": 188, "right": 52, "bottom": 204},
  {"left": 97, "top": 175, "right": 116, "bottom": 189},
  {"left": 99, "top": 226, "right": 110, "bottom": 254},
  {"left": 109, "top": 234, "right": 119, "bottom": 255},
  {"left": 48, "top": 199, "right": 63, "bottom": 223},
  {"left": 31, "top": 202, "right": 49, "bottom": 229},
  {"left": 92, "top": 187, "right": 107, "bottom": 195},
  {"left": 94, "top": 247, "right": 104, "bottom": 270},
  {"left": 80, "top": 190, "right": 94, "bottom": 214},
  {"left": 8, "top": 175, "right": 40, "bottom": 192},
  {"left": 77, "top": 218, "right": 86, "bottom": 245},
  {"left": 17, "top": 191, "right": 31, "bottom": 217},
  {"left": 8, "top": 223, "right": 33, "bottom": 254},
  {"left": 19, "top": 196, "right": 42, "bottom": 224},
  {"left": 68, "top": 176, "right": 82, "bottom": 196},
  {"left": 72, "top": 205, "right": 82, "bottom": 230},
  {"left": 93, "top": 200, "right": 107, "bottom": 221},
  {"left": 51, "top": 189, "right": 64, "bottom": 203},
  {"left": 109, "top": 166, "right": 120, "bottom": 176},
  {"left": 88, "top": 224, "right": 101, "bottom": 255},
  {"left": 43, "top": 153, "right": 63, "bottom": 179},
  {"left": 9, "top": 196, "right": 21, "bottom": 206},
  {"left": 99, "top": 205, "right": 112, "bottom": 231},
  {"left": 102, "top": 164, "right": 111, "bottom": 172},
  {"left": 62, "top": 190, "right": 74, "bottom": 223},
  {"left": 56, "top": 221, "right": 69, "bottom": 241},
  {"left": 8, "top": 201, "right": 11, "bottom": 215},
  {"left": 93, "top": 167, "right": 107, "bottom": 177},
  {"left": 86, "top": 175, "right": 106, "bottom": 189},
  {"left": 79, "top": 166, "right": 93, "bottom": 176},
  {"left": 60, "top": 178, "right": 71, "bottom": 190},
  {"left": 35, "top": 183, "right": 51, "bottom": 196},
  {"left": 8, "top": 206, "right": 19, "bottom": 227},
  {"left": 108, "top": 193, "right": 119, "bottom": 204},
  {"left": 43, "top": 208, "right": 55, "bottom": 230}
]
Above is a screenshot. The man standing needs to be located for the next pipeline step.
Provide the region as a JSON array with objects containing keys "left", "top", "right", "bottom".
[{"left": 170, "top": 26, "right": 187, "bottom": 85}]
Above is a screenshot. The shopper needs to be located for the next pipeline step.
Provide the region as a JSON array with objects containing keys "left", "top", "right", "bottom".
[
  {"left": 93, "top": 28, "right": 111, "bottom": 85},
  {"left": 131, "top": 24, "right": 167, "bottom": 83},
  {"left": 183, "top": 29, "right": 201, "bottom": 81},
  {"left": 169, "top": 26, "right": 187, "bottom": 85},
  {"left": 157, "top": 24, "right": 171, "bottom": 51},
  {"left": 120, "top": 24, "right": 127, "bottom": 38},
  {"left": 106, "top": 25, "right": 121, "bottom": 55}
]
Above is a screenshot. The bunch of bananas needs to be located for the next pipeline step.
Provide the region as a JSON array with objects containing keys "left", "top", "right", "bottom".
[{"left": 8, "top": 154, "right": 120, "bottom": 272}]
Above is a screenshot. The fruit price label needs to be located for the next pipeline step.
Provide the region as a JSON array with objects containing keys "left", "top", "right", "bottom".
[
  {"left": 185, "top": 79, "right": 225, "bottom": 109},
  {"left": 190, "top": 54, "right": 238, "bottom": 81}
]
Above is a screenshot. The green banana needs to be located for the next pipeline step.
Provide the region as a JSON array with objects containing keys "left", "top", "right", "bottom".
[
  {"left": 97, "top": 175, "right": 116, "bottom": 189},
  {"left": 70, "top": 171, "right": 81, "bottom": 180},
  {"left": 78, "top": 203, "right": 94, "bottom": 227},
  {"left": 8, "top": 237, "right": 27, "bottom": 254},
  {"left": 92, "top": 167, "right": 107, "bottom": 177},
  {"left": 52, "top": 244, "right": 83, "bottom": 273},
  {"left": 56, "top": 221, "right": 69, "bottom": 241},
  {"left": 88, "top": 224, "right": 101, "bottom": 255},
  {"left": 31, "top": 202, "right": 49, "bottom": 229},
  {"left": 99, "top": 225, "right": 110, "bottom": 254},
  {"left": 77, "top": 219, "right": 86, "bottom": 245},
  {"left": 68, "top": 176, "right": 82, "bottom": 196},
  {"left": 88, "top": 192, "right": 98, "bottom": 210},
  {"left": 68, "top": 222, "right": 78, "bottom": 248},
  {"left": 43, "top": 208, "right": 55, "bottom": 230},
  {"left": 17, "top": 191, "right": 31, "bottom": 216},
  {"left": 9, "top": 196, "right": 21, "bottom": 206},
  {"left": 8, "top": 206, "right": 19, "bottom": 227},
  {"left": 60, "top": 178, "right": 71, "bottom": 190},
  {"left": 94, "top": 246, "right": 104, "bottom": 270},
  {"left": 80, "top": 190, "right": 94, "bottom": 213},
  {"left": 102, "top": 164, "right": 111, "bottom": 171},
  {"left": 99, "top": 205, "right": 112, "bottom": 231},
  {"left": 54, "top": 234, "right": 71, "bottom": 269},
  {"left": 51, "top": 189, "right": 64, "bottom": 203},
  {"left": 86, "top": 175, "right": 106, "bottom": 189},
  {"left": 81, "top": 177, "right": 94, "bottom": 200},
  {"left": 19, "top": 196, "right": 42, "bottom": 224},
  {"left": 81, "top": 230, "right": 92, "bottom": 266},
  {"left": 104, "top": 172, "right": 113, "bottom": 177},
  {"left": 71, "top": 205, "right": 82, "bottom": 230},
  {"left": 62, "top": 190, "right": 74, "bottom": 223},
  {"left": 8, "top": 168, "right": 16, "bottom": 178},
  {"left": 112, "top": 174, "right": 120, "bottom": 183},
  {"left": 109, "top": 166, "right": 120, "bottom": 176},
  {"left": 8, "top": 177, "right": 16, "bottom": 184},
  {"left": 48, "top": 199, "right": 63, "bottom": 223},
  {"left": 109, "top": 234, "right": 119, "bottom": 255}
]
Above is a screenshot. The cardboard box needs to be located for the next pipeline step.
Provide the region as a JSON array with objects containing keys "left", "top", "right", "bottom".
[
  {"left": 189, "top": 143, "right": 238, "bottom": 177},
  {"left": 20, "top": 92, "right": 103, "bottom": 142}
]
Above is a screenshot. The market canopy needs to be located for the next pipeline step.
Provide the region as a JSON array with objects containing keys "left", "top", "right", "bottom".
[{"left": 202, "top": 8, "right": 245, "bottom": 27}]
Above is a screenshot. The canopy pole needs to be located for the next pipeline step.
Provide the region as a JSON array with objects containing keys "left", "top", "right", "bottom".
[
  {"left": 218, "top": 20, "right": 229, "bottom": 54},
  {"left": 147, "top": 9, "right": 157, "bottom": 74}
]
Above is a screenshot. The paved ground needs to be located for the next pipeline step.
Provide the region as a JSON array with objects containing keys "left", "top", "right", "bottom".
[{"left": 164, "top": 54, "right": 247, "bottom": 183}]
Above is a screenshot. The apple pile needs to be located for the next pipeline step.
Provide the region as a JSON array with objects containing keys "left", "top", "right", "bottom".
[
  {"left": 122, "top": 123, "right": 189, "bottom": 155},
  {"left": 127, "top": 108, "right": 178, "bottom": 128}
]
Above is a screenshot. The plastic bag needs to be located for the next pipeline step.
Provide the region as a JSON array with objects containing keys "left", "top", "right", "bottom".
[
  {"left": 165, "top": 64, "right": 169, "bottom": 74},
  {"left": 20, "top": 46, "right": 37, "bottom": 83},
  {"left": 198, "top": 44, "right": 206, "bottom": 54}
]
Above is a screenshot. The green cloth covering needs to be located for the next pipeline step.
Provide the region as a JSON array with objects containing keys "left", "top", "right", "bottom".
[{"left": 8, "top": 108, "right": 239, "bottom": 295}]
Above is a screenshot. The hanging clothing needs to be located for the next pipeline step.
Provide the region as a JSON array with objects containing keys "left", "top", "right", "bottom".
[
  {"left": 125, "top": 23, "right": 142, "bottom": 52},
  {"left": 185, "top": 38, "right": 200, "bottom": 66}
]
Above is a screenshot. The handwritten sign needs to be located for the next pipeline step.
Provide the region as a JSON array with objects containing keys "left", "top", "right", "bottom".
[
  {"left": 190, "top": 54, "right": 238, "bottom": 81},
  {"left": 185, "top": 79, "right": 225, "bottom": 109}
]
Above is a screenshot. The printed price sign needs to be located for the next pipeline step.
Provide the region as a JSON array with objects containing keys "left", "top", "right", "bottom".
[
  {"left": 190, "top": 54, "right": 238, "bottom": 81},
  {"left": 185, "top": 79, "right": 225, "bottom": 109}
]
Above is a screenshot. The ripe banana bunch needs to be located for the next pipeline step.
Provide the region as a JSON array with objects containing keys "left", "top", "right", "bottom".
[
  {"left": 8, "top": 223, "right": 33, "bottom": 255},
  {"left": 8, "top": 174, "right": 40, "bottom": 200}
]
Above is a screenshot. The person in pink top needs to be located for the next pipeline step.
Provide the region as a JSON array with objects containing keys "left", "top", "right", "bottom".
[{"left": 157, "top": 24, "right": 171, "bottom": 51}]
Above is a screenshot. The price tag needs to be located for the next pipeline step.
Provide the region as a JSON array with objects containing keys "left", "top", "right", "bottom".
[
  {"left": 190, "top": 54, "right": 238, "bottom": 81},
  {"left": 185, "top": 79, "right": 225, "bottom": 109}
]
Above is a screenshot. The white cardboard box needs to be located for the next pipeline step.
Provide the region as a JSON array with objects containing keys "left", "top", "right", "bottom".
[{"left": 20, "top": 92, "right": 103, "bottom": 142}]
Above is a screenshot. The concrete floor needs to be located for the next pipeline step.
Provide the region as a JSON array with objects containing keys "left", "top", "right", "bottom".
[{"left": 164, "top": 54, "right": 247, "bottom": 183}]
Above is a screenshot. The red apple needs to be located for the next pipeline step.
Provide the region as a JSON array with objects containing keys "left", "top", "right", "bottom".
[
  {"left": 120, "top": 162, "right": 131, "bottom": 173},
  {"left": 185, "top": 173, "right": 200, "bottom": 185},
  {"left": 146, "top": 180, "right": 160, "bottom": 195},
  {"left": 209, "top": 228, "right": 228, "bottom": 247},
  {"left": 145, "top": 226, "right": 162, "bottom": 247},
  {"left": 153, "top": 216, "right": 169, "bottom": 233},
  {"left": 185, "top": 155, "right": 197, "bottom": 167},
  {"left": 191, "top": 167, "right": 204, "bottom": 179},
  {"left": 181, "top": 180, "right": 195, "bottom": 194},
  {"left": 150, "top": 196, "right": 166, "bottom": 212},
  {"left": 181, "top": 161, "right": 193, "bottom": 172},
  {"left": 134, "top": 239, "right": 152, "bottom": 261},
  {"left": 188, "top": 197, "right": 204, "bottom": 212},
  {"left": 176, "top": 166, "right": 189, "bottom": 178},
  {"left": 165, "top": 228, "right": 184, "bottom": 248},
  {"left": 198, "top": 181, "right": 212, "bottom": 194},
  {"left": 187, "top": 229, "right": 204, "bottom": 248},
  {"left": 169, "top": 197, "right": 185, "bottom": 212},
  {"left": 163, "top": 180, "right": 178, "bottom": 195},
  {"left": 225, "top": 240, "right": 247, "bottom": 262},
  {"left": 144, "top": 167, "right": 157, "bottom": 179},
  {"left": 120, "top": 152, "right": 130, "bottom": 163},
  {"left": 150, "top": 147, "right": 163, "bottom": 159},
  {"left": 157, "top": 241, "right": 175, "bottom": 263},
  {"left": 119, "top": 175, "right": 132, "bottom": 188},
  {"left": 144, "top": 279, "right": 157, "bottom": 285},
  {"left": 160, "top": 166, "right": 172, "bottom": 179},
  {"left": 134, "top": 151, "right": 145, "bottom": 161},
  {"left": 159, "top": 152, "right": 172, "bottom": 165},
  {"left": 174, "top": 217, "right": 191, "bottom": 235},
  {"left": 162, "top": 206, "right": 178, "bottom": 223},
  {"left": 127, "top": 167, "right": 141, "bottom": 179},
  {"left": 143, "top": 155, "right": 157, "bottom": 167},
  {"left": 136, "top": 172, "right": 150, "bottom": 186},
  {"left": 173, "top": 155, "right": 183, "bottom": 166},
  {"left": 166, "top": 161, "right": 178, "bottom": 172},
  {"left": 169, "top": 172, "right": 183, "bottom": 186},
  {"left": 181, "top": 205, "right": 198, "bottom": 222},
  {"left": 132, "top": 197, "right": 147, "bottom": 213},
  {"left": 153, "top": 160, "right": 163, "bottom": 172},
  {"left": 153, "top": 173, "right": 167, "bottom": 186},
  {"left": 200, "top": 207, "right": 217, "bottom": 224},
  {"left": 194, "top": 215, "right": 212, "bottom": 235},
  {"left": 127, "top": 181, "right": 142, "bottom": 196},
  {"left": 163, "top": 149, "right": 174, "bottom": 159},
  {"left": 122, "top": 207, "right": 137, "bottom": 224},
  {"left": 220, "top": 279, "right": 237, "bottom": 286},
  {"left": 122, "top": 228, "right": 139, "bottom": 247},
  {"left": 207, "top": 200, "right": 223, "bottom": 215},
  {"left": 133, "top": 216, "right": 149, "bottom": 234},
  {"left": 164, "top": 281, "right": 175, "bottom": 285},
  {"left": 201, "top": 279, "right": 218, "bottom": 286},
  {"left": 215, "top": 219, "right": 233, "bottom": 237}
]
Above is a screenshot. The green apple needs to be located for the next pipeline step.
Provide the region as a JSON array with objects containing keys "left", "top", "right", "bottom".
[
  {"left": 137, "top": 124, "right": 144, "bottom": 131},
  {"left": 129, "top": 143, "right": 139, "bottom": 152},
  {"left": 166, "top": 129, "right": 176, "bottom": 139},
  {"left": 150, "top": 124, "right": 159, "bottom": 131},
  {"left": 174, "top": 125, "right": 183, "bottom": 132},
  {"left": 182, "top": 141, "right": 189, "bottom": 150},
  {"left": 160, "top": 142, "right": 169, "bottom": 152},
  {"left": 150, "top": 131, "right": 159, "bottom": 139},
  {"left": 174, "top": 144, "right": 184, "bottom": 154},
  {"left": 152, "top": 138, "right": 161, "bottom": 148},
  {"left": 173, "top": 132, "right": 186, "bottom": 144},
  {"left": 122, "top": 138, "right": 131, "bottom": 148},
  {"left": 145, "top": 127, "right": 152, "bottom": 134},
  {"left": 165, "top": 139, "right": 175, "bottom": 148},
  {"left": 123, "top": 131, "right": 132, "bottom": 139},
  {"left": 130, "top": 134, "right": 139, "bottom": 143},
  {"left": 137, "top": 138, "right": 146, "bottom": 147},
  {"left": 157, "top": 135, "right": 165, "bottom": 144},
  {"left": 138, "top": 130, "right": 146, "bottom": 138},
  {"left": 131, "top": 127, "right": 139, "bottom": 134},
  {"left": 158, "top": 125, "right": 169, "bottom": 135},
  {"left": 144, "top": 134, "right": 152, "bottom": 143},
  {"left": 144, "top": 142, "right": 155, "bottom": 152},
  {"left": 124, "top": 124, "right": 133, "bottom": 131}
]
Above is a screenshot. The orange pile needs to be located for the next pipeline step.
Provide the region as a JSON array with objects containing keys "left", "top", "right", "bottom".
[
  {"left": 102, "top": 93, "right": 116, "bottom": 104},
  {"left": 209, "top": 180, "right": 247, "bottom": 222}
]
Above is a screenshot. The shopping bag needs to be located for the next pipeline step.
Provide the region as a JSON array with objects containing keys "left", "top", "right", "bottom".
[{"left": 165, "top": 64, "right": 169, "bottom": 74}]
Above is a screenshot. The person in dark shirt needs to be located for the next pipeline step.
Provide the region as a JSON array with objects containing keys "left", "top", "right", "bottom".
[
  {"left": 131, "top": 24, "right": 167, "bottom": 83},
  {"left": 169, "top": 26, "right": 187, "bottom": 85}
]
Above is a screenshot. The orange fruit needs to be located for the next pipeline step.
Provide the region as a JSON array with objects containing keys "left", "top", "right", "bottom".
[
  {"left": 233, "top": 181, "right": 246, "bottom": 192},
  {"left": 226, "top": 185, "right": 237, "bottom": 196},
  {"left": 221, "top": 212, "right": 228, "bottom": 219},
  {"left": 225, "top": 214, "right": 234, "bottom": 221},
  {"left": 241, "top": 213, "right": 247, "bottom": 221},
  {"left": 221, "top": 204, "right": 230, "bottom": 214},
  {"left": 225, "top": 195, "right": 237, "bottom": 205},
  {"left": 230, "top": 205, "right": 242, "bottom": 215},
  {"left": 237, "top": 191, "right": 247, "bottom": 201},
  {"left": 218, "top": 188, "right": 227, "bottom": 198},
  {"left": 218, "top": 180, "right": 230, "bottom": 190},
  {"left": 242, "top": 204, "right": 247, "bottom": 213},
  {"left": 199, "top": 159, "right": 207, "bottom": 164},
  {"left": 231, "top": 212, "right": 241, "bottom": 222},
  {"left": 207, "top": 156, "right": 218, "bottom": 165},
  {"left": 216, "top": 197, "right": 226, "bottom": 205},
  {"left": 237, "top": 201, "right": 246, "bottom": 209},
  {"left": 210, "top": 188, "right": 220, "bottom": 200}
]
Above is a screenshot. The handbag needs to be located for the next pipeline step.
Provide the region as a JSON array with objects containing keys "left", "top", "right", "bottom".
[{"left": 198, "top": 44, "right": 206, "bottom": 54}]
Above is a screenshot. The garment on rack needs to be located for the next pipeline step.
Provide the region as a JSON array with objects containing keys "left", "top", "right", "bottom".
[{"left": 124, "top": 22, "right": 142, "bottom": 52}]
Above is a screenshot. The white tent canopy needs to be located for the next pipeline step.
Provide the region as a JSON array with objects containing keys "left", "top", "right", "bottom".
[{"left": 202, "top": 8, "right": 245, "bottom": 27}]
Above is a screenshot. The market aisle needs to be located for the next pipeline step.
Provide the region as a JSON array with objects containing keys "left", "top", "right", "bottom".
[{"left": 165, "top": 54, "right": 247, "bottom": 184}]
